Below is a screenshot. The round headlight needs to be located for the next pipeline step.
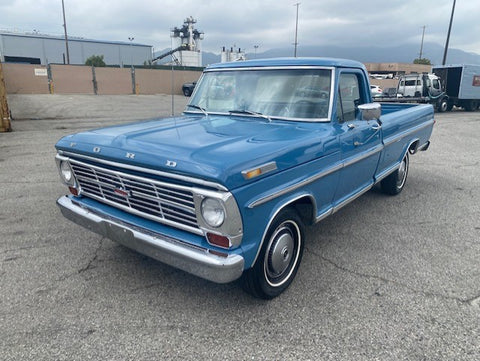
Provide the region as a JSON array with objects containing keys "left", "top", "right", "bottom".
[
  {"left": 201, "top": 198, "right": 225, "bottom": 228},
  {"left": 60, "top": 161, "right": 73, "bottom": 183}
]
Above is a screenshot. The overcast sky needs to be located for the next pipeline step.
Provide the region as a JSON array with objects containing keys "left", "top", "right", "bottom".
[{"left": 1, "top": 0, "right": 479, "bottom": 56}]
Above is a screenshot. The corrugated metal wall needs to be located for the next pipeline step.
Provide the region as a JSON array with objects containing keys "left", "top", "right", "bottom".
[{"left": 0, "top": 33, "right": 152, "bottom": 66}]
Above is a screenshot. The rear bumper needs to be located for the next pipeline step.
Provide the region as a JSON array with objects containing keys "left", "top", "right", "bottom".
[{"left": 57, "top": 196, "right": 244, "bottom": 284}]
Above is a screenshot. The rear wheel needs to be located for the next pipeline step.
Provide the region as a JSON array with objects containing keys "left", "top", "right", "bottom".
[
  {"left": 242, "top": 208, "right": 304, "bottom": 299},
  {"left": 381, "top": 153, "right": 409, "bottom": 195},
  {"left": 464, "top": 100, "right": 477, "bottom": 111}
]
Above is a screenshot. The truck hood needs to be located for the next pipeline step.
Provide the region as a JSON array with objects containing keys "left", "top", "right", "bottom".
[{"left": 56, "top": 115, "right": 337, "bottom": 189}]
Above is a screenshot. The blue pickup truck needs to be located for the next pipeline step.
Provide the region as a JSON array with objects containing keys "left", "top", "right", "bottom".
[{"left": 55, "top": 58, "right": 434, "bottom": 299}]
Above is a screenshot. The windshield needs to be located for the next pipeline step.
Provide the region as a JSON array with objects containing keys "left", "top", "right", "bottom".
[{"left": 186, "top": 68, "right": 333, "bottom": 121}]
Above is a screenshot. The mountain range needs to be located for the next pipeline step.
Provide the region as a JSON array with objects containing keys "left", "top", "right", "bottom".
[
  {"left": 202, "top": 42, "right": 480, "bottom": 66},
  {"left": 155, "top": 42, "right": 480, "bottom": 67}
]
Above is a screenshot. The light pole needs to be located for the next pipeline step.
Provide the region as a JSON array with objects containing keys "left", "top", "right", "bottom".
[
  {"left": 442, "top": 0, "right": 456, "bottom": 65},
  {"left": 254, "top": 45, "right": 259, "bottom": 58},
  {"left": 128, "top": 37, "right": 134, "bottom": 68},
  {"left": 293, "top": 3, "right": 300, "bottom": 57},
  {"left": 128, "top": 37, "right": 135, "bottom": 94},
  {"left": 61, "top": 0, "right": 70, "bottom": 64}
]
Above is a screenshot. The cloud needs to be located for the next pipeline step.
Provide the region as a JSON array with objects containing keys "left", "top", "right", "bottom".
[{"left": 0, "top": 0, "right": 478, "bottom": 55}]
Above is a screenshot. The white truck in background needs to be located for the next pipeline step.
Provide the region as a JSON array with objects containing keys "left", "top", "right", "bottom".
[{"left": 376, "top": 64, "right": 480, "bottom": 112}]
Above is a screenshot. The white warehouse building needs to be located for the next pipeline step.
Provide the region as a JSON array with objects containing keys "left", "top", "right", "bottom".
[{"left": 0, "top": 31, "right": 153, "bottom": 66}]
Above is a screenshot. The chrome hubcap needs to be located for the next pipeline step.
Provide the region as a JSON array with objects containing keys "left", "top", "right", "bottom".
[
  {"left": 396, "top": 157, "right": 408, "bottom": 188},
  {"left": 263, "top": 220, "right": 302, "bottom": 287},
  {"left": 269, "top": 231, "right": 294, "bottom": 276}
]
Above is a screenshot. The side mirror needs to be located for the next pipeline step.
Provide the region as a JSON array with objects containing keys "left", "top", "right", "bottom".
[{"left": 358, "top": 103, "right": 381, "bottom": 121}]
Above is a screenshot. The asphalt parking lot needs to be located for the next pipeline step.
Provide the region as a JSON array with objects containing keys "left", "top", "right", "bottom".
[{"left": 1, "top": 94, "right": 479, "bottom": 360}]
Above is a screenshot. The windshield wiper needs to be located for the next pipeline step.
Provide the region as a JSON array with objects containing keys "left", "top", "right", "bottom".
[
  {"left": 186, "top": 104, "right": 208, "bottom": 116},
  {"left": 229, "top": 109, "right": 272, "bottom": 122}
]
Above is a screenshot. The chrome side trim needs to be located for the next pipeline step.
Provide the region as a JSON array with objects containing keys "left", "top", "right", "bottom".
[
  {"left": 248, "top": 162, "right": 343, "bottom": 208},
  {"left": 374, "top": 162, "right": 401, "bottom": 184},
  {"left": 332, "top": 183, "right": 373, "bottom": 214},
  {"left": 383, "top": 119, "right": 434, "bottom": 147},
  {"left": 343, "top": 144, "right": 383, "bottom": 168},
  {"left": 57, "top": 196, "right": 244, "bottom": 284},
  {"left": 248, "top": 145, "right": 382, "bottom": 209},
  {"left": 314, "top": 207, "right": 333, "bottom": 223},
  {"left": 58, "top": 150, "right": 228, "bottom": 191}
]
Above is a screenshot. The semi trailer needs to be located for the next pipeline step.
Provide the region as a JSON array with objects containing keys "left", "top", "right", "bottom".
[{"left": 432, "top": 64, "right": 480, "bottom": 111}]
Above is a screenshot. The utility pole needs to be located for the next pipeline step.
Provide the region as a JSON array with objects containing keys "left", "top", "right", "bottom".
[
  {"left": 61, "top": 0, "right": 70, "bottom": 64},
  {"left": 419, "top": 25, "right": 426, "bottom": 59},
  {"left": 254, "top": 45, "right": 259, "bottom": 58},
  {"left": 170, "top": 37, "right": 175, "bottom": 116},
  {"left": 293, "top": 3, "right": 300, "bottom": 57},
  {"left": 442, "top": 0, "right": 456, "bottom": 65}
]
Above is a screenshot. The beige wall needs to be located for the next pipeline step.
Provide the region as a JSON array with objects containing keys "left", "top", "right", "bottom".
[
  {"left": 96, "top": 67, "right": 132, "bottom": 95},
  {"left": 1, "top": 63, "right": 202, "bottom": 95},
  {"left": 135, "top": 68, "right": 200, "bottom": 95},
  {"left": 369, "top": 79, "right": 398, "bottom": 89},
  {"left": 2, "top": 64, "right": 49, "bottom": 94},
  {"left": 51, "top": 65, "right": 94, "bottom": 94},
  {"left": 364, "top": 62, "right": 431, "bottom": 74}
]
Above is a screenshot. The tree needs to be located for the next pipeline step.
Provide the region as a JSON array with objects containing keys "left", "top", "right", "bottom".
[
  {"left": 85, "top": 55, "right": 106, "bottom": 67},
  {"left": 413, "top": 58, "right": 432, "bottom": 65}
]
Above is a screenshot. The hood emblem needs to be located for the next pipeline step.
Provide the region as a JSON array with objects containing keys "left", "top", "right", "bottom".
[
  {"left": 126, "top": 152, "right": 135, "bottom": 159},
  {"left": 166, "top": 160, "right": 177, "bottom": 168},
  {"left": 93, "top": 147, "right": 101, "bottom": 153}
]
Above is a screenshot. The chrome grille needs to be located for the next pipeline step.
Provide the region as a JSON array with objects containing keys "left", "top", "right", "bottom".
[{"left": 70, "top": 160, "right": 200, "bottom": 233}]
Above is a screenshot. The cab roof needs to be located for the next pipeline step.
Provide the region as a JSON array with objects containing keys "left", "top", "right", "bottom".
[{"left": 206, "top": 57, "right": 366, "bottom": 71}]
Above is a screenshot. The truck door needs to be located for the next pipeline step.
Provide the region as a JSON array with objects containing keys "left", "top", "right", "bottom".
[{"left": 334, "top": 72, "right": 382, "bottom": 207}]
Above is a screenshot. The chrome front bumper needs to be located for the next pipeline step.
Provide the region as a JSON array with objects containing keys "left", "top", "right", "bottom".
[{"left": 57, "top": 196, "right": 245, "bottom": 284}]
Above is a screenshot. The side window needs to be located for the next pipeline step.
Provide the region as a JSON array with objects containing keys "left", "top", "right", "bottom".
[
  {"left": 433, "top": 79, "right": 440, "bottom": 89},
  {"left": 337, "top": 73, "right": 361, "bottom": 122}
]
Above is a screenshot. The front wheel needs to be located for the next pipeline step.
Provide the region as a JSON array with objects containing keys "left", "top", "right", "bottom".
[
  {"left": 381, "top": 153, "right": 409, "bottom": 195},
  {"left": 437, "top": 98, "right": 448, "bottom": 112},
  {"left": 242, "top": 208, "right": 305, "bottom": 299}
]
